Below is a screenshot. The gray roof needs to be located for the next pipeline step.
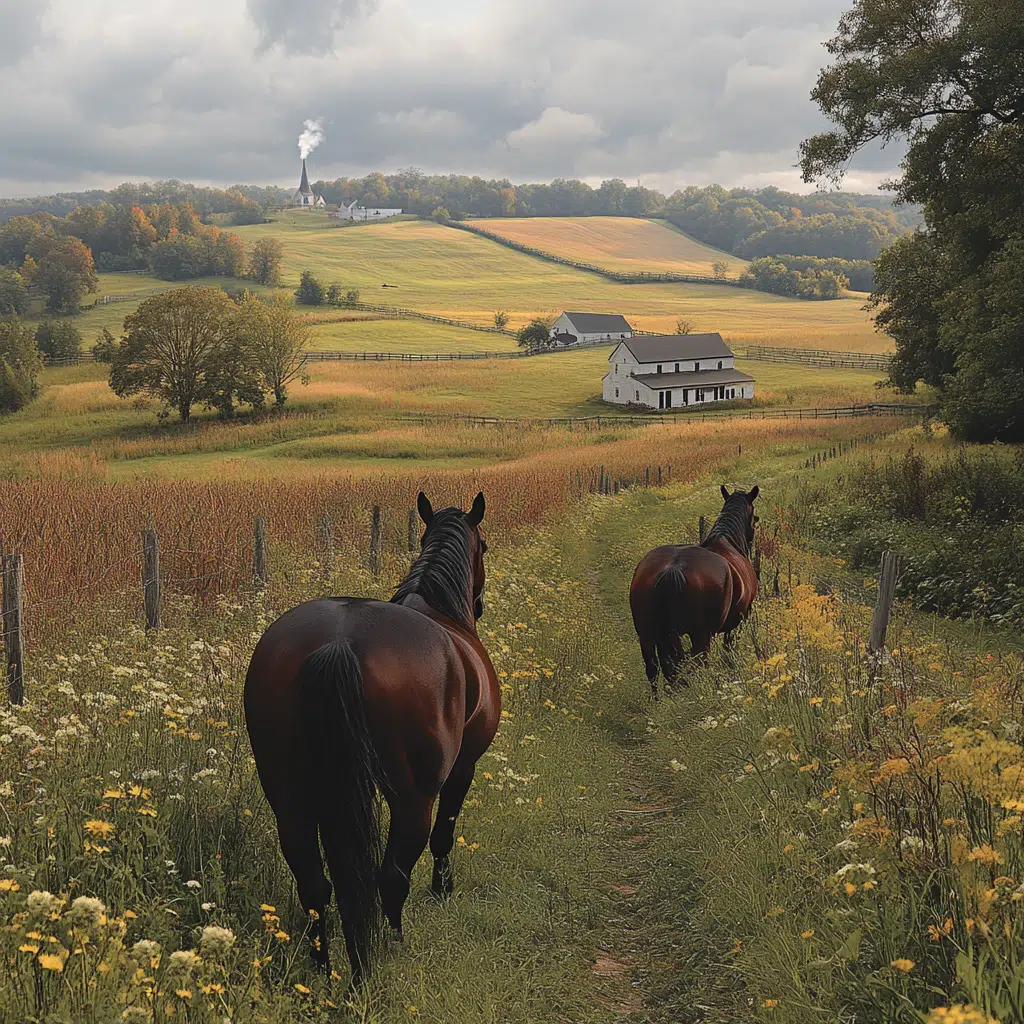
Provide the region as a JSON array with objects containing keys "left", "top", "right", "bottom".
[
  {"left": 633, "top": 368, "right": 755, "bottom": 389},
  {"left": 616, "top": 333, "right": 734, "bottom": 363},
  {"left": 562, "top": 311, "right": 633, "bottom": 334}
]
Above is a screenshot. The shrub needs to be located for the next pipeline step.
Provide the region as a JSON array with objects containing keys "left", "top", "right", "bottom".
[
  {"left": 35, "top": 319, "right": 83, "bottom": 362},
  {"left": 294, "top": 270, "right": 326, "bottom": 306}
]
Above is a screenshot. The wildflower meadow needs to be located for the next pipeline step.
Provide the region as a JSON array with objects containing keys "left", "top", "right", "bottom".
[{"left": 0, "top": 423, "right": 1019, "bottom": 1022}]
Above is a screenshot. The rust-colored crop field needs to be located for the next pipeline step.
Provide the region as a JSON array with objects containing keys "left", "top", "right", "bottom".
[{"left": 1, "top": 416, "right": 899, "bottom": 642}]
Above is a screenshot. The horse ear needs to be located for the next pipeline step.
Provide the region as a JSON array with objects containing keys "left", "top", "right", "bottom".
[
  {"left": 417, "top": 492, "right": 434, "bottom": 527},
  {"left": 467, "top": 491, "right": 485, "bottom": 527},
  {"left": 748, "top": 485, "right": 760, "bottom": 503},
  {"left": 721, "top": 484, "right": 730, "bottom": 502}
]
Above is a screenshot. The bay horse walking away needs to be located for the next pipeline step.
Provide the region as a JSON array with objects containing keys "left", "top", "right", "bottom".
[
  {"left": 244, "top": 492, "right": 500, "bottom": 985},
  {"left": 630, "top": 485, "right": 759, "bottom": 694}
]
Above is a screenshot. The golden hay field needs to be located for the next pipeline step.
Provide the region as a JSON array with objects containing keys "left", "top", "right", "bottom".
[{"left": 470, "top": 216, "right": 748, "bottom": 277}]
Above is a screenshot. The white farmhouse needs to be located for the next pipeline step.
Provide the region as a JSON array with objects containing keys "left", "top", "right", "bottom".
[
  {"left": 603, "top": 334, "right": 755, "bottom": 409},
  {"left": 330, "top": 200, "right": 404, "bottom": 221},
  {"left": 549, "top": 311, "right": 633, "bottom": 347}
]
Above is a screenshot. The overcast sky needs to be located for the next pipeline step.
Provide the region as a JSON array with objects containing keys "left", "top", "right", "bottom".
[{"left": 0, "top": 0, "right": 900, "bottom": 199}]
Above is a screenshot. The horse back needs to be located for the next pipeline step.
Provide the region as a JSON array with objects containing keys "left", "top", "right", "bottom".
[{"left": 244, "top": 598, "right": 467, "bottom": 806}]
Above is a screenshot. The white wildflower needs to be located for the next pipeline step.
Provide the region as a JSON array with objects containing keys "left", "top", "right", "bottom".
[
  {"left": 26, "top": 890, "right": 62, "bottom": 918},
  {"left": 68, "top": 895, "right": 106, "bottom": 930},
  {"left": 199, "top": 925, "right": 235, "bottom": 958}
]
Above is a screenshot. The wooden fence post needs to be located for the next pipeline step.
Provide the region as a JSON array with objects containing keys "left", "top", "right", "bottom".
[
  {"left": 698, "top": 515, "right": 707, "bottom": 543},
  {"left": 141, "top": 529, "right": 161, "bottom": 631},
  {"left": 408, "top": 510, "right": 419, "bottom": 562},
  {"left": 315, "top": 515, "right": 334, "bottom": 575},
  {"left": 369, "top": 505, "right": 382, "bottom": 578},
  {"left": 2, "top": 554, "right": 25, "bottom": 705},
  {"left": 869, "top": 551, "right": 902, "bottom": 655},
  {"left": 253, "top": 516, "right": 268, "bottom": 587}
]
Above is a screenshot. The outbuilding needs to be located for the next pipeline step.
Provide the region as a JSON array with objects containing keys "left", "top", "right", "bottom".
[
  {"left": 549, "top": 311, "right": 633, "bottom": 347},
  {"left": 603, "top": 333, "right": 755, "bottom": 409}
]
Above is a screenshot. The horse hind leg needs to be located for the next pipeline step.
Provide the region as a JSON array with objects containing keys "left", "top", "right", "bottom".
[
  {"left": 378, "top": 797, "right": 434, "bottom": 941},
  {"left": 276, "top": 810, "right": 332, "bottom": 971},
  {"left": 429, "top": 762, "right": 476, "bottom": 898},
  {"left": 636, "top": 626, "right": 660, "bottom": 696}
]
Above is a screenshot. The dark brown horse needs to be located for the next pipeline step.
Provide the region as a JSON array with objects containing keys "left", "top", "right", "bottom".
[
  {"left": 630, "top": 485, "right": 759, "bottom": 694},
  {"left": 244, "top": 492, "right": 500, "bottom": 985}
]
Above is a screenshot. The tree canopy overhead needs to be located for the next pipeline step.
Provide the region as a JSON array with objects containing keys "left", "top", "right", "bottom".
[{"left": 801, "top": 0, "right": 1024, "bottom": 441}]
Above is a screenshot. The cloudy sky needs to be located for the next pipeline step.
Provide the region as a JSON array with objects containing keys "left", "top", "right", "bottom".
[{"left": 0, "top": 0, "right": 900, "bottom": 199}]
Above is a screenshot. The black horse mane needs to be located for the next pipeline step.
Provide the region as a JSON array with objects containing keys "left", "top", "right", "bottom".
[
  {"left": 391, "top": 508, "right": 475, "bottom": 628},
  {"left": 704, "top": 493, "right": 753, "bottom": 556}
]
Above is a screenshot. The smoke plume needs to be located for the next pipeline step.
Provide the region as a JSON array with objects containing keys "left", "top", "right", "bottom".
[{"left": 298, "top": 119, "right": 324, "bottom": 160}]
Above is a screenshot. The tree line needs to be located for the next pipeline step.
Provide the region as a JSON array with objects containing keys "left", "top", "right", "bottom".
[
  {"left": 0, "top": 286, "right": 311, "bottom": 420},
  {"left": 3, "top": 175, "right": 920, "bottom": 267},
  {"left": 0, "top": 207, "right": 285, "bottom": 315}
]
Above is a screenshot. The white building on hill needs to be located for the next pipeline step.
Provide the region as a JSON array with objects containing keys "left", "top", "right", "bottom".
[
  {"left": 549, "top": 311, "right": 633, "bottom": 347},
  {"left": 294, "top": 159, "right": 326, "bottom": 208},
  {"left": 330, "top": 200, "right": 404, "bottom": 221},
  {"left": 603, "top": 334, "right": 755, "bottom": 409}
]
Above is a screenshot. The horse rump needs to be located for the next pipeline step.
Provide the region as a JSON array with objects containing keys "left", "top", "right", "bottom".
[
  {"left": 298, "top": 641, "right": 385, "bottom": 982},
  {"left": 653, "top": 564, "right": 688, "bottom": 686}
]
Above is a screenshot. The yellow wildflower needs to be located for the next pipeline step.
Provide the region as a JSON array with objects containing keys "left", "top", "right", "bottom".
[
  {"left": 84, "top": 820, "right": 115, "bottom": 839},
  {"left": 0, "top": 879, "right": 20, "bottom": 892},
  {"left": 891, "top": 959, "right": 915, "bottom": 974}
]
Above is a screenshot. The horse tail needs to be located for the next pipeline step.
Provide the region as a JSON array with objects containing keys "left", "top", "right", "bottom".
[
  {"left": 653, "top": 565, "right": 688, "bottom": 685},
  {"left": 298, "top": 641, "right": 384, "bottom": 979}
]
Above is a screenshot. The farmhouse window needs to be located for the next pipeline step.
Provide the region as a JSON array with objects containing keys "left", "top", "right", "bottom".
[
  {"left": 635, "top": 391, "right": 640, "bottom": 401},
  {"left": 656, "top": 364, "right": 662, "bottom": 374},
  {"left": 658, "top": 392, "right": 664, "bottom": 409},
  {"left": 694, "top": 361, "right": 700, "bottom": 371},
  {"left": 718, "top": 360, "right": 723, "bottom": 369},
  {"left": 615, "top": 364, "right": 618, "bottom": 374},
  {"left": 675, "top": 363, "right": 679, "bottom": 372},
  {"left": 615, "top": 388, "right": 619, "bottom": 398}
]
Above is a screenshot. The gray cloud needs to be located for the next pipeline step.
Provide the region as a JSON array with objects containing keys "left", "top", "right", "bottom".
[
  {"left": 0, "top": 0, "right": 903, "bottom": 198},
  {"left": 0, "top": 0, "right": 49, "bottom": 66},
  {"left": 247, "top": 0, "right": 378, "bottom": 54}
]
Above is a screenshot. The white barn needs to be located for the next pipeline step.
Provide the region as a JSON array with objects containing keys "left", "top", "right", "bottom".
[
  {"left": 603, "top": 334, "right": 755, "bottom": 409},
  {"left": 330, "top": 200, "right": 404, "bottom": 221},
  {"left": 549, "top": 311, "right": 633, "bottom": 347}
]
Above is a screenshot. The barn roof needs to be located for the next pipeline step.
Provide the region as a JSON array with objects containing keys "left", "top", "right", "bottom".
[
  {"left": 562, "top": 312, "right": 633, "bottom": 334},
  {"left": 615, "top": 333, "right": 734, "bottom": 363},
  {"left": 633, "top": 368, "right": 755, "bottom": 389}
]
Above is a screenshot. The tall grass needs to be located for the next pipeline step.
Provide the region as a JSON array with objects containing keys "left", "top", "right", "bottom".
[{"left": 0, "top": 419, "right": 898, "bottom": 643}]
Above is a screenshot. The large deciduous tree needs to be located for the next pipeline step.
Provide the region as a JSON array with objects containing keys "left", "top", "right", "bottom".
[
  {"left": 248, "top": 237, "right": 284, "bottom": 286},
  {"left": 233, "top": 293, "right": 310, "bottom": 408},
  {"left": 35, "top": 236, "right": 98, "bottom": 313},
  {"left": 800, "top": 0, "right": 1024, "bottom": 440},
  {"left": 109, "top": 287, "right": 236, "bottom": 422}
]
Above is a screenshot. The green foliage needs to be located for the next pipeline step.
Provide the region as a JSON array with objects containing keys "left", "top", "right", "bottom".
[
  {"left": 109, "top": 287, "right": 239, "bottom": 422},
  {"left": 803, "top": 446, "right": 1024, "bottom": 625},
  {"left": 0, "top": 316, "right": 42, "bottom": 413},
  {"left": 493, "top": 310, "right": 510, "bottom": 330},
  {"left": 0, "top": 267, "right": 28, "bottom": 316},
  {"left": 515, "top": 316, "right": 553, "bottom": 349},
  {"left": 35, "top": 236, "right": 98, "bottom": 313},
  {"left": 325, "top": 282, "right": 343, "bottom": 305},
  {"left": 801, "top": 0, "right": 1024, "bottom": 440},
  {"left": 148, "top": 227, "right": 246, "bottom": 281},
  {"left": 431, "top": 206, "right": 452, "bottom": 225},
  {"left": 344, "top": 288, "right": 361, "bottom": 307},
  {"left": 294, "top": 269, "right": 326, "bottom": 306},
  {"left": 34, "top": 319, "right": 83, "bottom": 362},
  {"left": 92, "top": 328, "right": 118, "bottom": 364},
  {"left": 247, "top": 237, "right": 283, "bottom": 286},
  {"left": 739, "top": 256, "right": 849, "bottom": 299},
  {"left": 775, "top": 253, "right": 874, "bottom": 292},
  {"left": 232, "top": 294, "right": 310, "bottom": 408}
]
